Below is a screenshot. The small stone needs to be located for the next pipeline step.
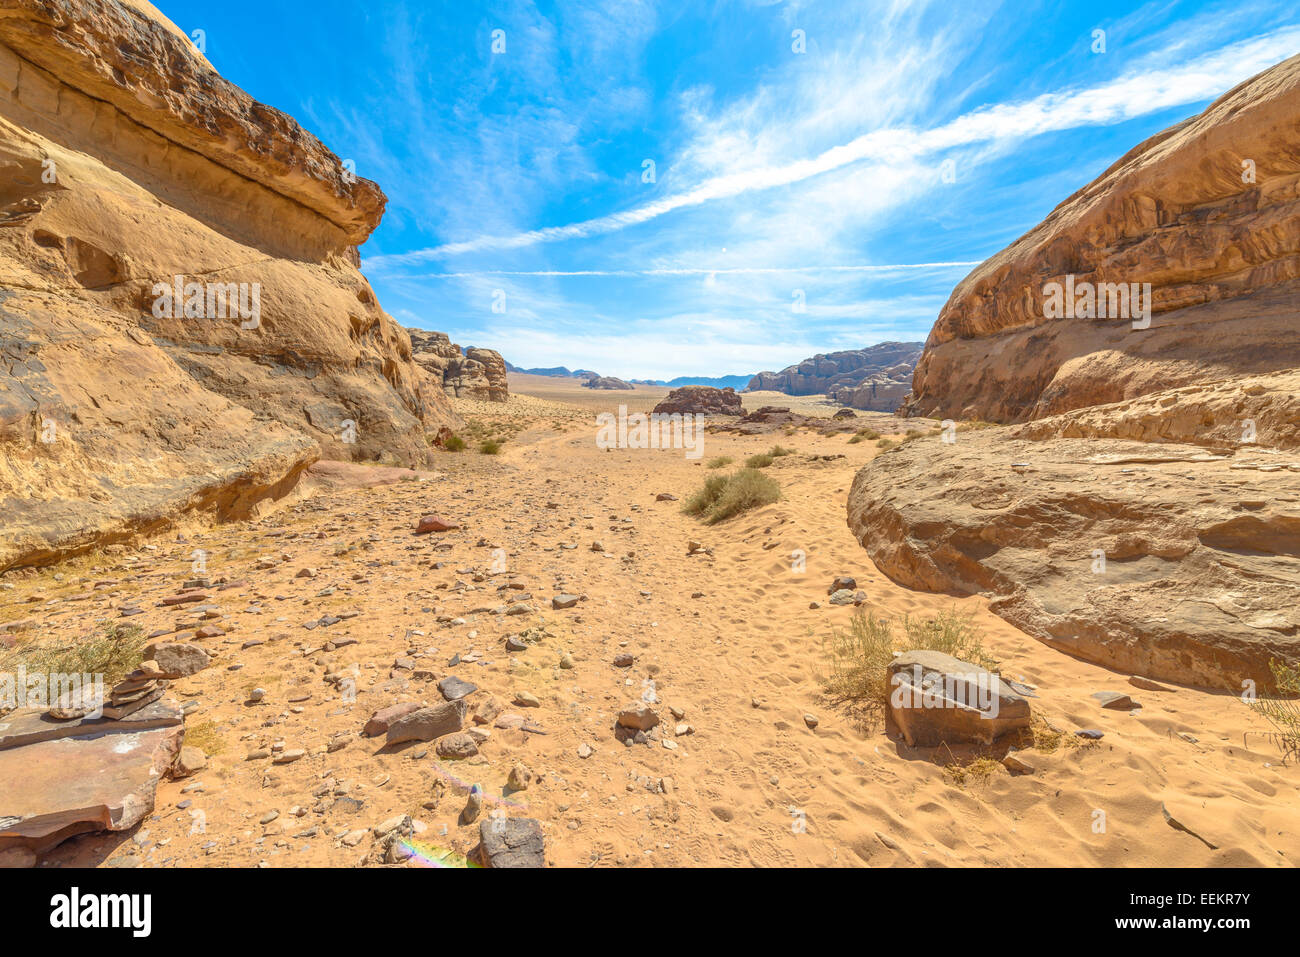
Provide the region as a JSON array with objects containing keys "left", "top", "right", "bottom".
[
  {"left": 416, "top": 514, "right": 460, "bottom": 534},
  {"left": 143, "top": 641, "right": 211, "bottom": 676},
  {"left": 438, "top": 676, "right": 478, "bottom": 701},
  {"left": 473, "top": 818, "right": 545, "bottom": 868},
  {"left": 273, "top": 749, "right": 306, "bottom": 764},
  {"left": 1092, "top": 691, "right": 1137, "bottom": 710},
  {"left": 577, "top": 742, "right": 594, "bottom": 759},
  {"left": 507, "top": 763, "right": 533, "bottom": 792},
  {"left": 803, "top": 713, "right": 819, "bottom": 729},
  {"left": 436, "top": 733, "right": 479, "bottom": 759},
  {"left": 1001, "top": 751, "right": 1035, "bottom": 774},
  {"left": 461, "top": 784, "right": 483, "bottom": 824},
  {"left": 1129, "top": 675, "right": 1174, "bottom": 692},
  {"left": 828, "top": 576, "right": 857, "bottom": 594},
  {"left": 1075, "top": 729, "right": 1105, "bottom": 740},
  {"left": 552, "top": 594, "right": 580, "bottom": 609},
  {"left": 174, "top": 746, "right": 207, "bottom": 778},
  {"left": 613, "top": 653, "right": 634, "bottom": 668},
  {"left": 513, "top": 691, "right": 540, "bottom": 708},
  {"left": 364, "top": 702, "right": 422, "bottom": 737},
  {"left": 616, "top": 704, "right": 660, "bottom": 731}
]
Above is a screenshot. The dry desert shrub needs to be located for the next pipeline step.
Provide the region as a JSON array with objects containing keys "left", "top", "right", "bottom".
[
  {"left": 682, "top": 468, "right": 780, "bottom": 524},
  {"left": 443, "top": 434, "right": 467, "bottom": 452},
  {"left": 1247, "top": 659, "right": 1300, "bottom": 761},
  {"left": 819, "top": 608, "right": 995, "bottom": 717},
  {"left": 478, "top": 439, "right": 503, "bottom": 455},
  {"left": 745, "top": 444, "right": 794, "bottom": 469},
  {"left": 705, "top": 455, "right": 733, "bottom": 469},
  {"left": 0, "top": 622, "right": 146, "bottom": 702}
]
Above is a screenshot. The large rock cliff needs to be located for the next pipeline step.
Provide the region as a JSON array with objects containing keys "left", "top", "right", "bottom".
[
  {"left": 0, "top": 0, "right": 457, "bottom": 571},
  {"left": 849, "top": 55, "right": 1300, "bottom": 689},
  {"left": 747, "top": 342, "right": 921, "bottom": 412},
  {"left": 901, "top": 54, "right": 1300, "bottom": 423}
]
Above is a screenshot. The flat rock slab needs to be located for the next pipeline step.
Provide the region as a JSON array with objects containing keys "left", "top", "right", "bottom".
[
  {"left": 1093, "top": 691, "right": 1138, "bottom": 710},
  {"left": 437, "top": 676, "right": 478, "bottom": 702},
  {"left": 0, "top": 698, "right": 183, "bottom": 751},
  {"left": 473, "top": 818, "right": 545, "bottom": 868},
  {"left": 0, "top": 717, "right": 183, "bottom": 854},
  {"left": 848, "top": 432, "right": 1300, "bottom": 690}
]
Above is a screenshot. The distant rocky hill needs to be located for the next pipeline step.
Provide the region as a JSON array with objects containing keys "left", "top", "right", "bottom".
[
  {"left": 582, "top": 376, "right": 634, "bottom": 390},
  {"left": 746, "top": 342, "right": 922, "bottom": 411},
  {"left": 407, "top": 329, "right": 508, "bottom": 402},
  {"left": 504, "top": 362, "right": 599, "bottom": 378},
  {"left": 632, "top": 374, "right": 754, "bottom": 390}
]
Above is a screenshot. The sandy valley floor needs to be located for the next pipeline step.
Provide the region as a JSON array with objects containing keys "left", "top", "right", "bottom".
[{"left": 5, "top": 377, "right": 1298, "bottom": 868}]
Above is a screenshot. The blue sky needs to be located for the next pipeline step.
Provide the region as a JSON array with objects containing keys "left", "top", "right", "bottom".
[{"left": 159, "top": 0, "right": 1300, "bottom": 379}]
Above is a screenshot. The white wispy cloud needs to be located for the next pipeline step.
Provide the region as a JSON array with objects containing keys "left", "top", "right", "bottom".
[
  {"left": 367, "top": 26, "right": 1300, "bottom": 272},
  {"left": 397, "top": 262, "right": 981, "bottom": 278}
]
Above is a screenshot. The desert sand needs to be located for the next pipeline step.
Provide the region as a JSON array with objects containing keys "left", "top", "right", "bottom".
[{"left": 4, "top": 375, "right": 1295, "bottom": 868}]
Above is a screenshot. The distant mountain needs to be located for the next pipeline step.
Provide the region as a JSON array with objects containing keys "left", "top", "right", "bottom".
[
  {"left": 504, "top": 362, "right": 600, "bottom": 378},
  {"left": 746, "top": 342, "right": 923, "bottom": 412},
  {"left": 629, "top": 374, "right": 755, "bottom": 390}
]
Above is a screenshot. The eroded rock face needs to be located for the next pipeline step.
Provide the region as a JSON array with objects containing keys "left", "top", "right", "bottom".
[
  {"left": 407, "top": 329, "right": 509, "bottom": 402},
  {"left": 747, "top": 342, "right": 921, "bottom": 411},
  {"left": 847, "top": 430, "right": 1300, "bottom": 690},
  {"left": 901, "top": 54, "right": 1300, "bottom": 423},
  {"left": 0, "top": 0, "right": 458, "bottom": 572},
  {"left": 583, "top": 376, "right": 634, "bottom": 391},
  {"left": 653, "top": 386, "right": 743, "bottom": 416}
]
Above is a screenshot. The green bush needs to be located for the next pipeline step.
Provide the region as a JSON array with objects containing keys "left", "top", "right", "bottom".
[
  {"left": 444, "top": 435, "right": 466, "bottom": 452},
  {"left": 479, "top": 439, "right": 502, "bottom": 455},
  {"left": 705, "top": 456, "right": 733, "bottom": 469},
  {"left": 682, "top": 468, "right": 780, "bottom": 524}
]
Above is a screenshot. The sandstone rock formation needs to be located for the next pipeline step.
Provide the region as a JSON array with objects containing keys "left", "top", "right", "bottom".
[
  {"left": 0, "top": 0, "right": 457, "bottom": 572},
  {"left": 850, "top": 55, "right": 1300, "bottom": 691},
  {"left": 406, "top": 329, "right": 509, "bottom": 402},
  {"left": 653, "top": 386, "right": 743, "bottom": 416},
  {"left": 848, "top": 430, "right": 1300, "bottom": 690},
  {"left": 0, "top": 696, "right": 185, "bottom": 855},
  {"left": 747, "top": 342, "right": 922, "bottom": 411},
  {"left": 901, "top": 54, "right": 1300, "bottom": 423},
  {"left": 583, "top": 376, "right": 634, "bottom": 390}
]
